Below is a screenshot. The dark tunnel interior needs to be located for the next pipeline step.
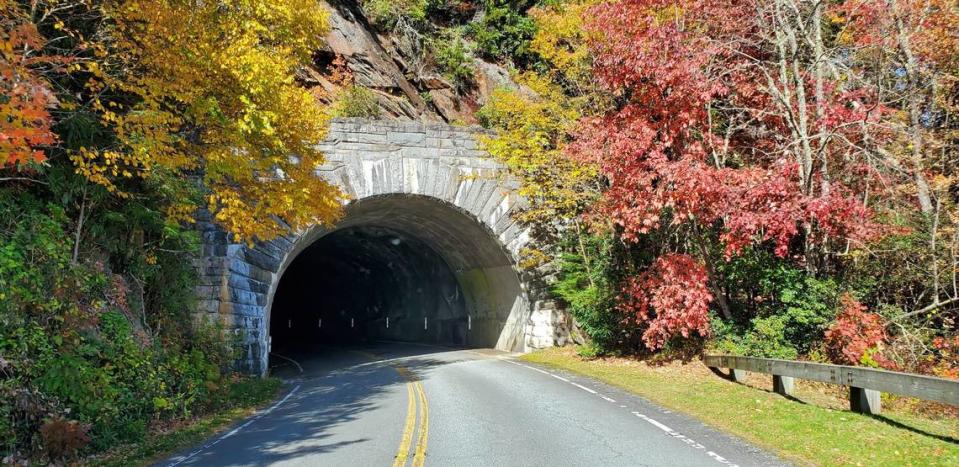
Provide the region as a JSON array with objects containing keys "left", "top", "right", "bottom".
[{"left": 268, "top": 225, "right": 469, "bottom": 356}]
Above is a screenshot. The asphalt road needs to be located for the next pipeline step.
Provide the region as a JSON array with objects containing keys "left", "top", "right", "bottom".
[{"left": 161, "top": 342, "right": 785, "bottom": 467}]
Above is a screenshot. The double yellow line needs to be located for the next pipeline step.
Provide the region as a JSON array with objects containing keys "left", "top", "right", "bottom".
[{"left": 393, "top": 367, "right": 429, "bottom": 467}]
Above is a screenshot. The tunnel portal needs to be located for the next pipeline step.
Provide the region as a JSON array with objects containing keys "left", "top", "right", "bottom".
[{"left": 197, "top": 119, "right": 571, "bottom": 375}]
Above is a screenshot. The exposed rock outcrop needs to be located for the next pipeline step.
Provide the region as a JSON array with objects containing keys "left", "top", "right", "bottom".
[{"left": 309, "top": 0, "right": 518, "bottom": 124}]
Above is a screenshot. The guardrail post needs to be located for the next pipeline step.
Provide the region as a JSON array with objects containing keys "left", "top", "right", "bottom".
[
  {"left": 773, "top": 375, "right": 794, "bottom": 396},
  {"left": 850, "top": 387, "right": 881, "bottom": 415},
  {"left": 731, "top": 369, "right": 747, "bottom": 383}
]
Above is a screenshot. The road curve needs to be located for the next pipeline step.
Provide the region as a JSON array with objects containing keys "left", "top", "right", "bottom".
[{"left": 161, "top": 342, "right": 785, "bottom": 467}]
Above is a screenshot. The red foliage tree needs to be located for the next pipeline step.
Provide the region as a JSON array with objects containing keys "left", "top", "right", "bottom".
[
  {"left": 0, "top": 1, "right": 60, "bottom": 168},
  {"left": 824, "top": 295, "right": 892, "bottom": 367},
  {"left": 571, "top": 0, "right": 882, "bottom": 348},
  {"left": 618, "top": 254, "right": 713, "bottom": 350}
]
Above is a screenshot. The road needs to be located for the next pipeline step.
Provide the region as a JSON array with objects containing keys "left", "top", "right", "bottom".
[{"left": 162, "top": 342, "right": 785, "bottom": 467}]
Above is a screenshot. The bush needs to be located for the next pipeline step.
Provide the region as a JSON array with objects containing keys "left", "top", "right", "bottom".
[
  {"left": 468, "top": 1, "right": 537, "bottom": 66},
  {"left": 362, "top": 0, "right": 479, "bottom": 31},
  {"left": 824, "top": 295, "right": 891, "bottom": 367},
  {"left": 361, "top": 0, "right": 429, "bottom": 30},
  {"left": 0, "top": 188, "right": 241, "bottom": 460},
  {"left": 432, "top": 30, "right": 475, "bottom": 92},
  {"left": 773, "top": 273, "right": 841, "bottom": 354},
  {"left": 39, "top": 418, "right": 90, "bottom": 461},
  {"left": 331, "top": 85, "right": 382, "bottom": 118},
  {"left": 716, "top": 252, "right": 840, "bottom": 354},
  {"left": 552, "top": 234, "right": 623, "bottom": 355},
  {"left": 711, "top": 315, "right": 800, "bottom": 360}
]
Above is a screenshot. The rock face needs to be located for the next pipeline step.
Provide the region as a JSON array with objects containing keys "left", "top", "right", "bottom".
[
  {"left": 195, "top": 119, "right": 571, "bottom": 375},
  {"left": 310, "top": 0, "right": 517, "bottom": 123}
]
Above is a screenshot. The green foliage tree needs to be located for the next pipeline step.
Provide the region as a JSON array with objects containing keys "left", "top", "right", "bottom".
[{"left": 469, "top": 1, "right": 538, "bottom": 66}]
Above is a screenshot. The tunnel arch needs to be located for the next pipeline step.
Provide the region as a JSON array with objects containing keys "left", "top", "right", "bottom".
[{"left": 196, "top": 119, "right": 570, "bottom": 375}]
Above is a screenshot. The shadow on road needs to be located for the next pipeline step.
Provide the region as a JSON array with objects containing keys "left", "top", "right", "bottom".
[{"left": 168, "top": 342, "right": 471, "bottom": 466}]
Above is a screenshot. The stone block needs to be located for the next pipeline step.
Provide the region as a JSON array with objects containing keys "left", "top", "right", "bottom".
[{"left": 388, "top": 131, "right": 427, "bottom": 145}]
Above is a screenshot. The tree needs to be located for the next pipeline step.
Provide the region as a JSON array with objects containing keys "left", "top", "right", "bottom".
[
  {"left": 478, "top": 73, "right": 597, "bottom": 259},
  {"left": 72, "top": 0, "right": 344, "bottom": 242},
  {"left": 478, "top": 1, "right": 606, "bottom": 268},
  {"left": 0, "top": 0, "right": 60, "bottom": 168},
  {"left": 571, "top": 0, "right": 879, "bottom": 348},
  {"left": 838, "top": 0, "right": 959, "bottom": 317}
]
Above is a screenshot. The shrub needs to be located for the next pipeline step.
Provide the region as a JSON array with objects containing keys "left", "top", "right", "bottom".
[
  {"left": 361, "top": 0, "right": 429, "bottom": 30},
  {"left": 362, "top": 0, "right": 479, "bottom": 31},
  {"left": 931, "top": 335, "right": 959, "bottom": 379},
  {"left": 712, "top": 315, "right": 800, "bottom": 360},
  {"left": 39, "top": 418, "right": 90, "bottom": 461},
  {"left": 717, "top": 252, "right": 841, "bottom": 354},
  {"left": 824, "top": 295, "right": 892, "bottom": 367},
  {"left": 469, "top": 1, "right": 537, "bottom": 66},
  {"left": 0, "top": 189, "right": 241, "bottom": 459},
  {"left": 331, "top": 85, "right": 382, "bottom": 118},
  {"left": 774, "top": 273, "right": 841, "bottom": 354},
  {"left": 432, "top": 30, "right": 475, "bottom": 92},
  {"left": 552, "top": 235, "right": 622, "bottom": 355}
]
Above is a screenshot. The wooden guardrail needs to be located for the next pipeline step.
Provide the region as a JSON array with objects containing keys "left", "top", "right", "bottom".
[{"left": 704, "top": 355, "right": 959, "bottom": 415}]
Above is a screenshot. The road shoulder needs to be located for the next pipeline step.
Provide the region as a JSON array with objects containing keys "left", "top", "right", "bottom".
[{"left": 522, "top": 347, "right": 959, "bottom": 466}]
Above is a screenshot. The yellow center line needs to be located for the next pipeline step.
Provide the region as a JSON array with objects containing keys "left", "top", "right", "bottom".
[
  {"left": 412, "top": 381, "right": 429, "bottom": 467},
  {"left": 392, "top": 381, "right": 417, "bottom": 467},
  {"left": 355, "top": 351, "right": 429, "bottom": 466}
]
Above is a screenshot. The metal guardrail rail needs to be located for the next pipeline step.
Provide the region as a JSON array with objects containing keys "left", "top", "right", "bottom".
[{"left": 704, "top": 354, "right": 959, "bottom": 415}]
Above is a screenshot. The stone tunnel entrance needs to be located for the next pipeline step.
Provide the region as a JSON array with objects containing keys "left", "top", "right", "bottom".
[
  {"left": 266, "top": 195, "right": 529, "bottom": 366},
  {"left": 196, "top": 119, "right": 571, "bottom": 376}
]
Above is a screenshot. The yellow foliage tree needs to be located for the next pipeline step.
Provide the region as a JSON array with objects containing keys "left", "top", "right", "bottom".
[
  {"left": 477, "top": 2, "right": 608, "bottom": 268},
  {"left": 73, "top": 0, "right": 343, "bottom": 242},
  {"left": 528, "top": 0, "right": 600, "bottom": 92},
  {"left": 477, "top": 73, "right": 599, "bottom": 268}
]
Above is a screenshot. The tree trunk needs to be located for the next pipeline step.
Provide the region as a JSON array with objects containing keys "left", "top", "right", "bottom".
[{"left": 72, "top": 187, "right": 87, "bottom": 265}]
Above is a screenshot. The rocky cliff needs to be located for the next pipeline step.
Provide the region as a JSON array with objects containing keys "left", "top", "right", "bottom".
[{"left": 300, "top": 0, "right": 518, "bottom": 124}]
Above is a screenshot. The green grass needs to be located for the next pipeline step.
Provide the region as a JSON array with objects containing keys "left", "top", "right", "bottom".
[
  {"left": 522, "top": 347, "right": 959, "bottom": 466},
  {"left": 89, "top": 377, "right": 284, "bottom": 467}
]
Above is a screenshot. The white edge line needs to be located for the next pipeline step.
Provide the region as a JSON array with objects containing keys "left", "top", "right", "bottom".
[
  {"left": 507, "top": 358, "right": 740, "bottom": 466},
  {"left": 632, "top": 412, "right": 739, "bottom": 467},
  {"left": 633, "top": 412, "right": 675, "bottom": 433},
  {"left": 570, "top": 382, "right": 597, "bottom": 394},
  {"left": 521, "top": 364, "right": 552, "bottom": 376},
  {"left": 165, "top": 384, "right": 301, "bottom": 467}
]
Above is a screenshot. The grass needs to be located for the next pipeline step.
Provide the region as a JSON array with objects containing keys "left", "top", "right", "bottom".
[
  {"left": 88, "top": 377, "right": 284, "bottom": 467},
  {"left": 522, "top": 347, "right": 959, "bottom": 466}
]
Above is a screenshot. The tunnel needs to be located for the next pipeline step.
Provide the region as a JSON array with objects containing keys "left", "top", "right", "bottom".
[{"left": 266, "top": 195, "right": 528, "bottom": 363}]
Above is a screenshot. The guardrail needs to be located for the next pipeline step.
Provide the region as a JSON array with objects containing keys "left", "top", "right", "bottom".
[{"left": 704, "top": 355, "right": 959, "bottom": 415}]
